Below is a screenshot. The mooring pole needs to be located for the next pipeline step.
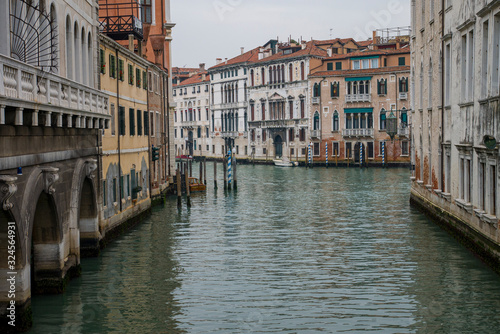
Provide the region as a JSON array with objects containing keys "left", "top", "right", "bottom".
[
  {"left": 214, "top": 160, "right": 218, "bottom": 189},
  {"left": 189, "top": 159, "right": 193, "bottom": 177},
  {"left": 185, "top": 165, "right": 191, "bottom": 207},
  {"left": 199, "top": 159, "right": 203, "bottom": 184},
  {"left": 176, "top": 169, "right": 181, "bottom": 207},
  {"left": 228, "top": 149, "right": 232, "bottom": 191},
  {"left": 203, "top": 157, "right": 207, "bottom": 185},
  {"left": 233, "top": 152, "right": 238, "bottom": 190},
  {"left": 223, "top": 156, "right": 227, "bottom": 190}
]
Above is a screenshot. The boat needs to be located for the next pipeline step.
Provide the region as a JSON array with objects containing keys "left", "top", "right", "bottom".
[
  {"left": 176, "top": 155, "right": 193, "bottom": 162},
  {"left": 273, "top": 158, "right": 298, "bottom": 167},
  {"left": 188, "top": 177, "right": 206, "bottom": 192}
]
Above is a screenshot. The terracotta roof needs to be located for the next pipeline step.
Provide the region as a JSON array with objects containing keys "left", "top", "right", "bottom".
[
  {"left": 357, "top": 40, "right": 373, "bottom": 47},
  {"left": 251, "top": 41, "right": 328, "bottom": 64},
  {"left": 174, "top": 72, "right": 210, "bottom": 87},
  {"left": 209, "top": 47, "right": 262, "bottom": 70},
  {"left": 310, "top": 65, "right": 410, "bottom": 78}
]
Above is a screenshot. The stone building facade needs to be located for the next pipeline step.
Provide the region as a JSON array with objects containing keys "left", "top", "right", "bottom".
[
  {"left": 411, "top": 0, "right": 500, "bottom": 271},
  {"left": 173, "top": 70, "right": 211, "bottom": 158},
  {"left": 0, "top": 0, "right": 110, "bottom": 331},
  {"left": 309, "top": 47, "right": 411, "bottom": 166}
]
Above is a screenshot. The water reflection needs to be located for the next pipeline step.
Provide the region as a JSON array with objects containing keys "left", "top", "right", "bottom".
[{"left": 30, "top": 165, "right": 500, "bottom": 333}]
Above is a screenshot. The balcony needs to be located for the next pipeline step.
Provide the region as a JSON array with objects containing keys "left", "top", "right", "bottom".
[
  {"left": 0, "top": 54, "right": 110, "bottom": 128},
  {"left": 312, "top": 97, "right": 320, "bottom": 105},
  {"left": 311, "top": 130, "right": 321, "bottom": 138},
  {"left": 399, "top": 92, "right": 408, "bottom": 100},
  {"left": 342, "top": 128, "right": 374, "bottom": 137},
  {"left": 181, "top": 121, "right": 195, "bottom": 128},
  {"left": 346, "top": 94, "right": 371, "bottom": 103},
  {"left": 398, "top": 125, "right": 409, "bottom": 137},
  {"left": 99, "top": 0, "right": 144, "bottom": 41},
  {"left": 221, "top": 131, "right": 239, "bottom": 138}
]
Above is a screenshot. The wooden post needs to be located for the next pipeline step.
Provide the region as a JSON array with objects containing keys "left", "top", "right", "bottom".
[
  {"left": 189, "top": 159, "right": 193, "bottom": 177},
  {"left": 203, "top": 157, "right": 207, "bottom": 185},
  {"left": 233, "top": 152, "right": 238, "bottom": 190},
  {"left": 335, "top": 149, "right": 338, "bottom": 167},
  {"left": 176, "top": 169, "right": 181, "bottom": 207},
  {"left": 199, "top": 159, "right": 203, "bottom": 184},
  {"left": 223, "top": 156, "right": 227, "bottom": 189},
  {"left": 214, "top": 160, "right": 218, "bottom": 189},
  {"left": 347, "top": 149, "right": 350, "bottom": 168},
  {"left": 185, "top": 165, "right": 191, "bottom": 207}
]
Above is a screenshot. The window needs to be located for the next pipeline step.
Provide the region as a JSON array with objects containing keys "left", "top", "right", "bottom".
[
  {"left": 367, "top": 142, "right": 374, "bottom": 159},
  {"left": 143, "top": 111, "right": 149, "bottom": 135},
  {"left": 399, "top": 77, "right": 409, "bottom": 93},
  {"left": 401, "top": 141, "right": 409, "bottom": 156},
  {"left": 300, "top": 62, "right": 305, "bottom": 80},
  {"left": 129, "top": 108, "right": 135, "bottom": 136},
  {"left": 482, "top": 20, "right": 490, "bottom": 98},
  {"left": 327, "top": 63, "right": 333, "bottom": 71},
  {"left": 118, "top": 59, "right": 124, "bottom": 81},
  {"left": 137, "top": 110, "right": 142, "bottom": 136},
  {"left": 372, "top": 59, "right": 379, "bottom": 68},
  {"left": 380, "top": 109, "right": 386, "bottom": 130},
  {"left": 197, "top": 127, "right": 201, "bottom": 138},
  {"left": 128, "top": 64, "right": 134, "bottom": 85},
  {"left": 401, "top": 108, "right": 408, "bottom": 127},
  {"left": 141, "top": 0, "right": 152, "bottom": 23},
  {"left": 262, "top": 129, "right": 266, "bottom": 142},
  {"left": 112, "top": 178, "right": 117, "bottom": 203},
  {"left": 261, "top": 103, "right": 266, "bottom": 120},
  {"left": 109, "top": 54, "right": 116, "bottom": 78},
  {"left": 346, "top": 142, "right": 352, "bottom": 158},
  {"left": 110, "top": 104, "right": 116, "bottom": 136},
  {"left": 313, "top": 112, "right": 320, "bottom": 130},
  {"left": 445, "top": 43, "right": 451, "bottom": 105},
  {"left": 461, "top": 29, "right": 474, "bottom": 101},
  {"left": 398, "top": 57, "right": 406, "bottom": 66},
  {"left": 300, "top": 99, "right": 305, "bottom": 118},
  {"left": 332, "top": 142, "right": 339, "bottom": 156},
  {"left": 336, "top": 62, "right": 342, "bottom": 70},
  {"left": 103, "top": 180, "right": 107, "bottom": 206},
  {"left": 313, "top": 143, "right": 320, "bottom": 156},
  {"left": 136, "top": 68, "right": 141, "bottom": 87},
  {"left": 332, "top": 111, "right": 339, "bottom": 131},
  {"left": 118, "top": 106, "right": 125, "bottom": 135},
  {"left": 331, "top": 82, "right": 339, "bottom": 98},
  {"left": 490, "top": 164, "right": 497, "bottom": 215},
  {"left": 353, "top": 60, "right": 360, "bottom": 70},
  {"left": 377, "top": 79, "right": 387, "bottom": 95},
  {"left": 300, "top": 128, "right": 306, "bottom": 142},
  {"left": 100, "top": 49, "right": 106, "bottom": 74},
  {"left": 313, "top": 83, "right": 321, "bottom": 97},
  {"left": 173, "top": 89, "right": 176, "bottom": 96},
  {"left": 143, "top": 71, "right": 147, "bottom": 90}
]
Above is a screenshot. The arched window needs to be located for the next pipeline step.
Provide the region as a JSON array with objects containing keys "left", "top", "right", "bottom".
[
  {"left": 251, "top": 104, "right": 255, "bottom": 121},
  {"left": 281, "top": 65, "right": 285, "bottom": 83},
  {"left": 269, "top": 67, "right": 273, "bottom": 84},
  {"left": 251, "top": 129, "right": 255, "bottom": 142},
  {"left": 332, "top": 111, "right": 339, "bottom": 131},
  {"left": 368, "top": 113, "right": 373, "bottom": 129},
  {"left": 66, "top": 16, "right": 73, "bottom": 79},
  {"left": 261, "top": 67, "right": 265, "bottom": 84},
  {"left": 250, "top": 69, "right": 254, "bottom": 86},
  {"left": 244, "top": 112, "right": 247, "bottom": 131},
  {"left": 74, "top": 21, "right": 80, "bottom": 83},
  {"left": 401, "top": 107, "right": 408, "bottom": 127},
  {"left": 300, "top": 62, "right": 305, "bottom": 80},
  {"left": 313, "top": 83, "right": 321, "bottom": 97},
  {"left": 211, "top": 113, "right": 214, "bottom": 132},
  {"left": 87, "top": 32, "right": 93, "bottom": 87},
  {"left": 235, "top": 83, "right": 239, "bottom": 102},
  {"left": 289, "top": 64, "right": 293, "bottom": 82},
  {"left": 81, "top": 27, "right": 87, "bottom": 85},
  {"left": 313, "top": 111, "right": 320, "bottom": 130},
  {"left": 380, "top": 109, "right": 386, "bottom": 130},
  {"left": 235, "top": 112, "right": 239, "bottom": 131},
  {"left": 212, "top": 87, "right": 214, "bottom": 102},
  {"left": 244, "top": 83, "right": 247, "bottom": 101}
]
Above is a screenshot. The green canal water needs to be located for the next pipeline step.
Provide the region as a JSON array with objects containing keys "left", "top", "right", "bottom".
[{"left": 29, "top": 165, "right": 500, "bottom": 333}]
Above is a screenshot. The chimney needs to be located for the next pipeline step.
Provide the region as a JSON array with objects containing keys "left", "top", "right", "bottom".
[
  {"left": 327, "top": 48, "right": 332, "bottom": 57},
  {"left": 241, "top": 47, "right": 245, "bottom": 55},
  {"left": 216, "top": 58, "right": 222, "bottom": 65},
  {"left": 199, "top": 63, "right": 206, "bottom": 71},
  {"left": 128, "top": 34, "right": 134, "bottom": 52},
  {"left": 225, "top": 58, "right": 228, "bottom": 64}
]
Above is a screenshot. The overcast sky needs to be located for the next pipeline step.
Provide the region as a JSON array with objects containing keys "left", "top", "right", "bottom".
[{"left": 171, "top": 0, "right": 411, "bottom": 69}]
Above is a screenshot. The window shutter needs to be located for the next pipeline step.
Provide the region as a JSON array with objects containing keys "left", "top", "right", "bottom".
[
  {"left": 399, "top": 78, "right": 402, "bottom": 92},
  {"left": 144, "top": 111, "right": 149, "bottom": 135},
  {"left": 143, "top": 71, "right": 147, "bottom": 90},
  {"left": 377, "top": 80, "right": 380, "bottom": 95},
  {"left": 119, "top": 106, "right": 125, "bottom": 135},
  {"left": 100, "top": 49, "right": 106, "bottom": 74},
  {"left": 118, "top": 59, "right": 124, "bottom": 81},
  {"left": 129, "top": 108, "right": 135, "bottom": 136},
  {"left": 136, "top": 68, "right": 141, "bottom": 87},
  {"left": 137, "top": 110, "right": 142, "bottom": 136}
]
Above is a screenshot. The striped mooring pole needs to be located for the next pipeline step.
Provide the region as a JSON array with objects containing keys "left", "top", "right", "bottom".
[
  {"left": 325, "top": 142, "right": 328, "bottom": 167},
  {"left": 360, "top": 143, "right": 363, "bottom": 168},
  {"left": 382, "top": 141, "right": 385, "bottom": 168},
  {"left": 228, "top": 149, "right": 232, "bottom": 188},
  {"left": 308, "top": 143, "right": 313, "bottom": 166}
]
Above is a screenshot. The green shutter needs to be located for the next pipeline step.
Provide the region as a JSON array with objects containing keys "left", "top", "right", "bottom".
[
  {"left": 377, "top": 80, "right": 380, "bottom": 95},
  {"left": 136, "top": 68, "right": 141, "bottom": 87},
  {"left": 137, "top": 110, "right": 142, "bottom": 135},
  {"left": 336, "top": 62, "right": 342, "bottom": 70},
  {"left": 120, "top": 176, "right": 124, "bottom": 200},
  {"left": 330, "top": 83, "right": 334, "bottom": 97},
  {"left": 129, "top": 108, "right": 135, "bottom": 136},
  {"left": 103, "top": 180, "right": 106, "bottom": 206},
  {"left": 143, "top": 71, "right": 147, "bottom": 90},
  {"left": 144, "top": 111, "right": 149, "bottom": 135},
  {"left": 100, "top": 49, "right": 106, "bottom": 74},
  {"left": 399, "top": 57, "right": 406, "bottom": 66},
  {"left": 327, "top": 63, "right": 333, "bottom": 71},
  {"left": 119, "top": 106, "right": 125, "bottom": 135},
  {"left": 118, "top": 59, "right": 124, "bottom": 81},
  {"left": 128, "top": 64, "right": 133, "bottom": 85}
]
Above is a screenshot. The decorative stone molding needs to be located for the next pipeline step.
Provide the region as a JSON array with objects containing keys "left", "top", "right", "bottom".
[
  {"left": 41, "top": 167, "right": 59, "bottom": 195},
  {"left": 85, "top": 159, "right": 97, "bottom": 180},
  {"left": 0, "top": 175, "right": 17, "bottom": 211}
]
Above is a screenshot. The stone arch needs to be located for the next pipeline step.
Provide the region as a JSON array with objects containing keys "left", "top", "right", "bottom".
[{"left": 69, "top": 159, "right": 99, "bottom": 258}]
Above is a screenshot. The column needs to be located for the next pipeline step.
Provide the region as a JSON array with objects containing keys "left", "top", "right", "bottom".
[
  {"left": 32, "top": 110, "right": 39, "bottom": 126},
  {"left": 45, "top": 112, "right": 52, "bottom": 127},
  {"left": 15, "top": 108, "right": 23, "bottom": 125},
  {"left": 0, "top": 105, "right": 5, "bottom": 124}
]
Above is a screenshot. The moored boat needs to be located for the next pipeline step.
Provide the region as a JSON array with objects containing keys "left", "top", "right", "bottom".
[{"left": 188, "top": 177, "right": 206, "bottom": 192}]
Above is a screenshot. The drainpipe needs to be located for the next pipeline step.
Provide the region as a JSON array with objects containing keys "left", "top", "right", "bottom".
[
  {"left": 441, "top": 0, "right": 446, "bottom": 192},
  {"left": 116, "top": 47, "right": 122, "bottom": 213},
  {"left": 147, "top": 66, "right": 152, "bottom": 199}
]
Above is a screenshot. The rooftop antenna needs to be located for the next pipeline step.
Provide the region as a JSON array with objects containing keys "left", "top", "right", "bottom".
[{"left": 330, "top": 28, "right": 333, "bottom": 39}]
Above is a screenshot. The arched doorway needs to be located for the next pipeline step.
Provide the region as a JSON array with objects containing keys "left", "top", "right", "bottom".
[
  {"left": 32, "top": 191, "right": 60, "bottom": 293},
  {"left": 274, "top": 135, "right": 283, "bottom": 158}
]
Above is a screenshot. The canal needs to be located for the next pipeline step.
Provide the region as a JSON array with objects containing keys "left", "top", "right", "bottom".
[{"left": 29, "top": 165, "right": 500, "bottom": 333}]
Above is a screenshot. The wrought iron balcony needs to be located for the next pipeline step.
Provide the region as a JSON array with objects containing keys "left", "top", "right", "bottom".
[
  {"left": 342, "top": 128, "right": 374, "bottom": 137},
  {"left": 99, "top": 0, "right": 144, "bottom": 41}
]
